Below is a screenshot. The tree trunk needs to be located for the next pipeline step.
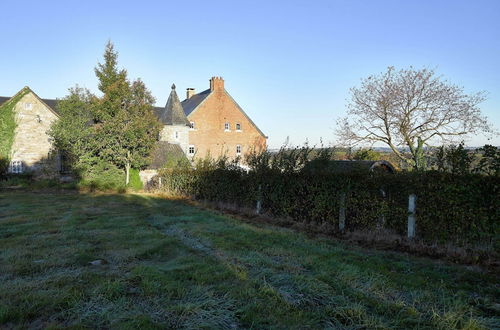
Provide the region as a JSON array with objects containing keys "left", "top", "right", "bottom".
[
  {"left": 413, "top": 137, "right": 426, "bottom": 171},
  {"left": 125, "top": 161, "right": 130, "bottom": 186},
  {"left": 125, "top": 150, "right": 131, "bottom": 186}
]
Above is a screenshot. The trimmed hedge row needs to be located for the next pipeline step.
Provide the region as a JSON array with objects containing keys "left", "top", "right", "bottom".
[{"left": 154, "top": 169, "right": 499, "bottom": 248}]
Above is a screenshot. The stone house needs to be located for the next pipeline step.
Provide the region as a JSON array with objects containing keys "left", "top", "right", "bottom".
[
  {"left": 0, "top": 77, "right": 267, "bottom": 175},
  {"left": 0, "top": 87, "right": 60, "bottom": 175}
]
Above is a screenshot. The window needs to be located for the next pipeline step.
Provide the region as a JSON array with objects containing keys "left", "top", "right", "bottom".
[
  {"left": 174, "top": 131, "right": 179, "bottom": 140},
  {"left": 224, "top": 122, "right": 230, "bottom": 131},
  {"left": 24, "top": 103, "right": 32, "bottom": 110},
  {"left": 10, "top": 160, "right": 23, "bottom": 174},
  {"left": 189, "top": 121, "right": 195, "bottom": 129},
  {"left": 236, "top": 145, "right": 242, "bottom": 155},
  {"left": 236, "top": 123, "right": 241, "bottom": 131},
  {"left": 188, "top": 145, "right": 195, "bottom": 155}
]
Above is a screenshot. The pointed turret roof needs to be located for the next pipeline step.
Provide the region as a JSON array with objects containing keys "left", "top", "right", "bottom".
[{"left": 159, "top": 84, "right": 189, "bottom": 126}]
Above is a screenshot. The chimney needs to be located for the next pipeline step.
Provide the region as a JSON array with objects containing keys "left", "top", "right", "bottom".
[
  {"left": 209, "top": 76, "right": 224, "bottom": 91},
  {"left": 186, "top": 88, "right": 196, "bottom": 99}
]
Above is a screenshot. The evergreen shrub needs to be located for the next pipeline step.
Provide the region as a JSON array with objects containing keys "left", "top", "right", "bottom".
[{"left": 154, "top": 155, "right": 498, "bottom": 248}]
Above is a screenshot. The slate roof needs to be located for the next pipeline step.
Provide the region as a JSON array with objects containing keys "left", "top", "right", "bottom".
[
  {"left": 180, "top": 88, "right": 267, "bottom": 138},
  {"left": 0, "top": 96, "right": 10, "bottom": 105},
  {"left": 40, "top": 98, "right": 59, "bottom": 112},
  {"left": 180, "top": 88, "right": 211, "bottom": 116},
  {"left": 2, "top": 82, "right": 266, "bottom": 137},
  {"left": 149, "top": 141, "right": 188, "bottom": 169},
  {"left": 0, "top": 94, "right": 60, "bottom": 115},
  {"left": 158, "top": 84, "right": 190, "bottom": 126},
  {"left": 2, "top": 91, "right": 170, "bottom": 123}
]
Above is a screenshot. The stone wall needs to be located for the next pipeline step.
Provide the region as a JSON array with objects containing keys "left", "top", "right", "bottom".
[
  {"left": 10, "top": 92, "right": 59, "bottom": 174},
  {"left": 160, "top": 124, "right": 190, "bottom": 156},
  {"left": 139, "top": 169, "right": 158, "bottom": 188}
]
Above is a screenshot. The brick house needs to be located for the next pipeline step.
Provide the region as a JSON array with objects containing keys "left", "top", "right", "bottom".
[
  {"left": 0, "top": 77, "right": 266, "bottom": 175},
  {"left": 180, "top": 77, "right": 267, "bottom": 160}
]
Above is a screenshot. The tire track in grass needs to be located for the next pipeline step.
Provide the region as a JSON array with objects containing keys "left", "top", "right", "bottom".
[
  {"left": 145, "top": 216, "right": 240, "bottom": 329},
  {"left": 147, "top": 216, "right": 351, "bottom": 309},
  {"left": 146, "top": 212, "right": 476, "bottom": 329}
]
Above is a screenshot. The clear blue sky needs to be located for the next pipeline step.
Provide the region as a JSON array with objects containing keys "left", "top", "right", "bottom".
[{"left": 1, "top": 0, "right": 499, "bottom": 148}]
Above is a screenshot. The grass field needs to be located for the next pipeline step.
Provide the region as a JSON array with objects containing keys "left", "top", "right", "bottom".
[{"left": 0, "top": 191, "right": 498, "bottom": 329}]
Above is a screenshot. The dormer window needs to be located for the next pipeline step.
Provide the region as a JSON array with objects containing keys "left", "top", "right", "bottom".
[
  {"left": 224, "top": 122, "right": 230, "bottom": 131},
  {"left": 236, "top": 123, "right": 241, "bottom": 131}
]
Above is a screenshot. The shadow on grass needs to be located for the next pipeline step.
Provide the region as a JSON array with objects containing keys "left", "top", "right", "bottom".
[{"left": 0, "top": 191, "right": 498, "bottom": 329}]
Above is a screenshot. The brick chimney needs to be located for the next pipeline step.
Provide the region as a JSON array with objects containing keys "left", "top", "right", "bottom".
[
  {"left": 186, "top": 88, "right": 196, "bottom": 99},
  {"left": 209, "top": 76, "right": 224, "bottom": 91}
]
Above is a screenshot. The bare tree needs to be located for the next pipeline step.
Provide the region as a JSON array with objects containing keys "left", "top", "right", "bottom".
[{"left": 337, "top": 67, "right": 493, "bottom": 170}]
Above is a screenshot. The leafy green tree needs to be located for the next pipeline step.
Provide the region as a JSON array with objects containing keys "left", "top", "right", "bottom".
[
  {"left": 48, "top": 86, "right": 97, "bottom": 175},
  {"left": 475, "top": 145, "right": 499, "bottom": 176},
  {"left": 91, "top": 42, "right": 161, "bottom": 185},
  {"left": 50, "top": 41, "right": 161, "bottom": 186}
]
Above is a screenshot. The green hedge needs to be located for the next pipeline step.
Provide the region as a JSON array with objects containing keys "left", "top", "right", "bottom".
[
  {"left": 128, "top": 168, "right": 143, "bottom": 191},
  {"left": 154, "top": 169, "right": 499, "bottom": 248}
]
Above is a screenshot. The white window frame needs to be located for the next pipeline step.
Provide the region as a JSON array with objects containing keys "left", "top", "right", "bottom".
[
  {"left": 24, "top": 103, "right": 32, "bottom": 110},
  {"left": 10, "top": 160, "right": 23, "bottom": 174},
  {"left": 189, "top": 121, "right": 195, "bottom": 130},
  {"left": 224, "top": 122, "right": 230, "bottom": 131},
  {"left": 236, "top": 145, "right": 242, "bottom": 155},
  {"left": 188, "top": 145, "right": 195, "bottom": 155},
  {"left": 174, "top": 131, "right": 179, "bottom": 140}
]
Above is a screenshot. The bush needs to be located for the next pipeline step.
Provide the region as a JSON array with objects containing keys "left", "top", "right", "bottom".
[
  {"left": 78, "top": 161, "right": 126, "bottom": 192},
  {"left": 0, "top": 173, "right": 34, "bottom": 188},
  {"left": 0, "top": 157, "right": 9, "bottom": 179},
  {"left": 153, "top": 155, "right": 499, "bottom": 249}
]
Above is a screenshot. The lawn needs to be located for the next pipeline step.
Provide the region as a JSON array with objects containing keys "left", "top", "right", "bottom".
[{"left": 0, "top": 191, "right": 498, "bottom": 329}]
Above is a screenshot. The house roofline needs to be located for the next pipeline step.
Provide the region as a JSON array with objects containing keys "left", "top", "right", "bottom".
[
  {"left": 2, "top": 86, "right": 60, "bottom": 118},
  {"left": 185, "top": 89, "right": 267, "bottom": 139}
]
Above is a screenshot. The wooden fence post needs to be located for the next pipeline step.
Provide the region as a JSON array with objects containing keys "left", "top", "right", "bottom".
[
  {"left": 408, "top": 194, "right": 416, "bottom": 238},
  {"left": 256, "top": 184, "right": 262, "bottom": 215},
  {"left": 339, "top": 192, "right": 346, "bottom": 232}
]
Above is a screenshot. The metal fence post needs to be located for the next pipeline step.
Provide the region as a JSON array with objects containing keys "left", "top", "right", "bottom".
[
  {"left": 408, "top": 194, "right": 416, "bottom": 238},
  {"left": 339, "top": 192, "right": 346, "bottom": 232},
  {"left": 256, "top": 184, "right": 262, "bottom": 215}
]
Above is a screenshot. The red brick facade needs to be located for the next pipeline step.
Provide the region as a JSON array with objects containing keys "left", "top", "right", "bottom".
[{"left": 185, "top": 77, "right": 267, "bottom": 160}]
